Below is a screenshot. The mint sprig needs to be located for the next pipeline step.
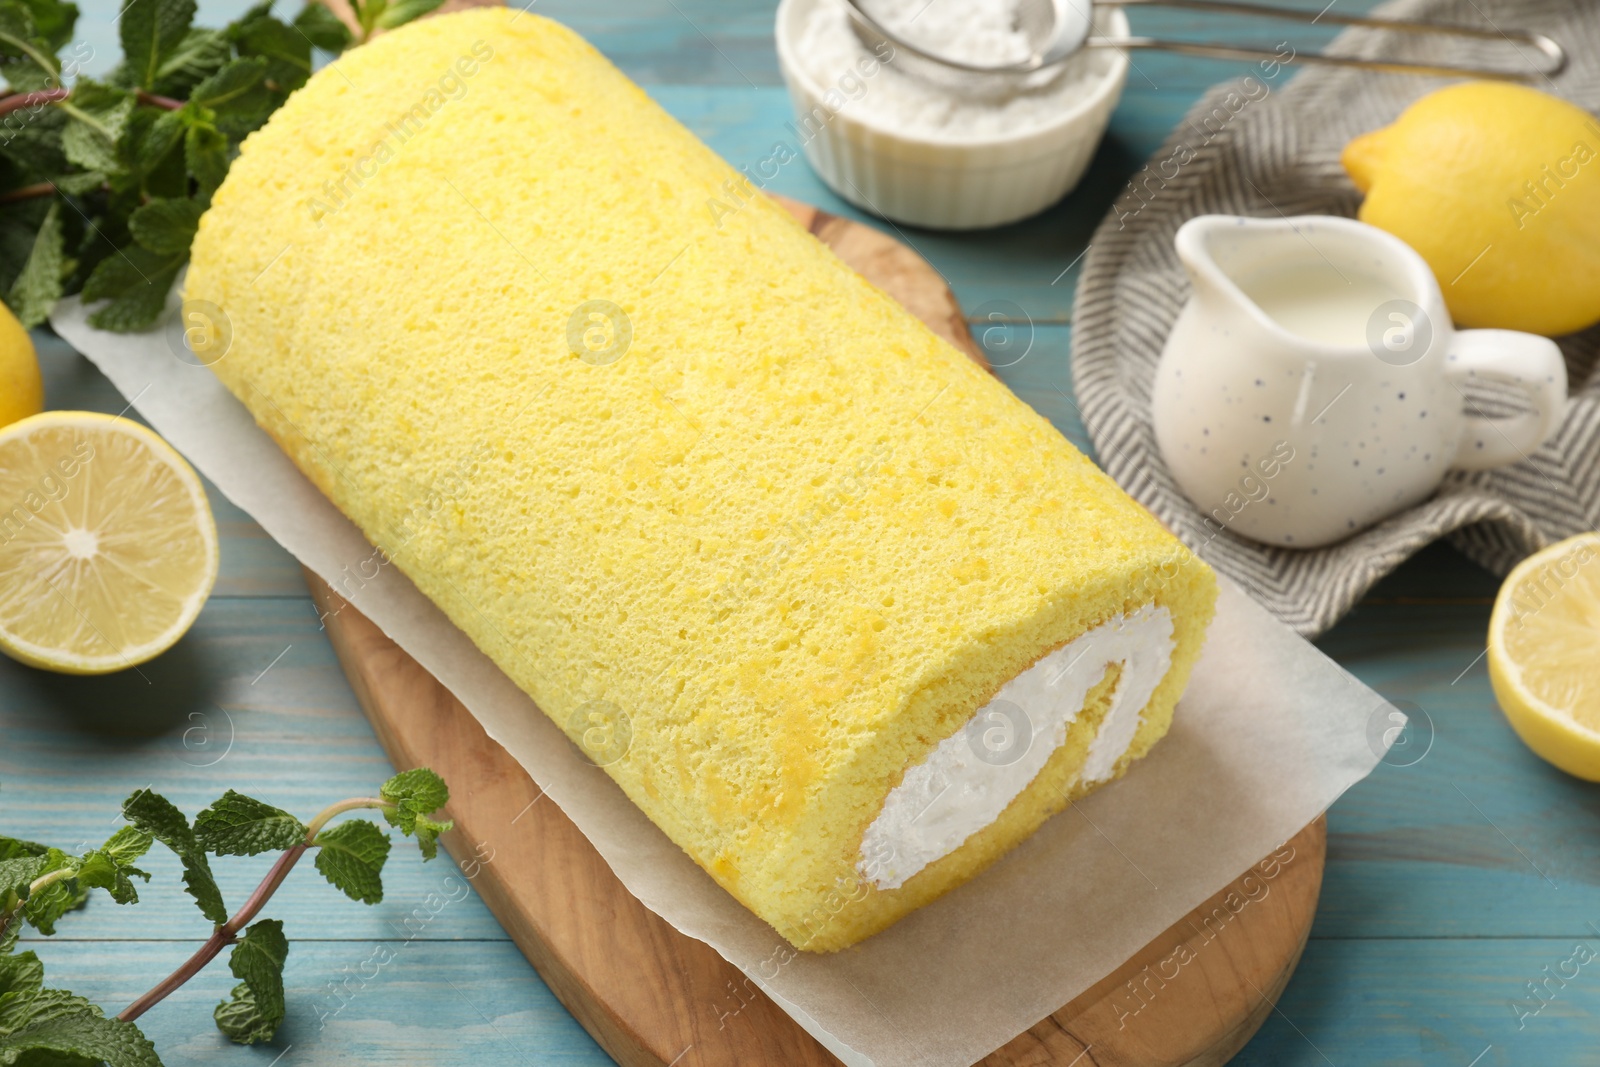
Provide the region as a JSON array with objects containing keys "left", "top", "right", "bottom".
[
  {"left": 0, "top": 0, "right": 441, "bottom": 330},
  {"left": 0, "top": 768, "right": 455, "bottom": 1065}
]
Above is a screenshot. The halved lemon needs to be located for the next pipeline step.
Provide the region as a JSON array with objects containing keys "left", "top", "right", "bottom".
[
  {"left": 1488, "top": 532, "right": 1600, "bottom": 781},
  {"left": 0, "top": 411, "right": 218, "bottom": 674}
]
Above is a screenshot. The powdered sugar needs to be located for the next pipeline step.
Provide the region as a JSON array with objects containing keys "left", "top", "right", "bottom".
[
  {"left": 862, "top": 0, "right": 1036, "bottom": 67},
  {"left": 795, "top": 0, "right": 1116, "bottom": 140}
]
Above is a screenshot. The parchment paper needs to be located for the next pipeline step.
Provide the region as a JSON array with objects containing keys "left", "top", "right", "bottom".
[{"left": 53, "top": 294, "right": 1394, "bottom": 1067}]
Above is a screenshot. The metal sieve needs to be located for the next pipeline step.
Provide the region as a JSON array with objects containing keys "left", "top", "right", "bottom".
[{"left": 843, "top": 0, "right": 1567, "bottom": 87}]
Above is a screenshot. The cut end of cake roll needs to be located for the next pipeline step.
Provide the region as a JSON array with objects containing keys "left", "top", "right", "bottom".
[
  {"left": 764, "top": 544, "right": 1215, "bottom": 954},
  {"left": 184, "top": 6, "right": 1217, "bottom": 955}
]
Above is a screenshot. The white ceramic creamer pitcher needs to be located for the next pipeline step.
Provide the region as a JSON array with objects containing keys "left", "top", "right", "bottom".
[{"left": 1152, "top": 215, "right": 1567, "bottom": 549}]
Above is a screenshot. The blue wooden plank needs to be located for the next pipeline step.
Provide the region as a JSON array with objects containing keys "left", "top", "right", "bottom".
[
  {"left": 23, "top": 939, "right": 609, "bottom": 1067},
  {"left": 1235, "top": 938, "right": 1600, "bottom": 1067}
]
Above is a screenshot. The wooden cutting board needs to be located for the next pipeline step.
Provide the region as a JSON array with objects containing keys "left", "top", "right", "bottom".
[{"left": 311, "top": 195, "right": 1324, "bottom": 1067}]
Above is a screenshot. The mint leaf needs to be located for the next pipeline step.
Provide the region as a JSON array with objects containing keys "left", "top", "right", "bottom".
[
  {"left": 51, "top": 169, "right": 103, "bottom": 194},
  {"left": 229, "top": 919, "right": 287, "bottom": 1011},
  {"left": 59, "top": 80, "right": 135, "bottom": 175},
  {"left": 81, "top": 245, "right": 184, "bottom": 331},
  {"left": 232, "top": 14, "right": 310, "bottom": 95},
  {"left": 0, "top": 838, "right": 47, "bottom": 862},
  {"left": 75, "top": 851, "right": 149, "bottom": 906},
  {"left": 293, "top": 3, "right": 350, "bottom": 53},
  {"left": 119, "top": 0, "right": 196, "bottom": 89},
  {"left": 127, "top": 195, "right": 201, "bottom": 256},
  {"left": 120, "top": 788, "right": 227, "bottom": 925},
  {"left": 131, "top": 106, "right": 185, "bottom": 172},
  {"left": 150, "top": 25, "right": 227, "bottom": 93},
  {"left": 0, "top": 1, "right": 59, "bottom": 93},
  {"left": 213, "top": 981, "right": 275, "bottom": 1044},
  {"left": 379, "top": 768, "right": 452, "bottom": 858},
  {"left": 0, "top": 949, "right": 42, "bottom": 996},
  {"left": 353, "top": 0, "right": 385, "bottom": 40},
  {"left": 151, "top": 25, "right": 228, "bottom": 96},
  {"left": 6, "top": 198, "right": 61, "bottom": 327},
  {"left": 376, "top": 0, "right": 444, "bottom": 30},
  {"left": 0, "top": 846, "right": 79, "bottom": 937},
  {"left": 80, "top": 244, "right": 162, "bottom": 300},
  {"left": 0, "top": 210, "right": 45, "bottom": 298},
  {"left": 0, "top": 988, "right": 161, "bottom": 1067},
  {"left": 18, "top": 0, "right": 75, "bottom": 52},
  {"left": 123, "top": 108, "right": 187, "bottom": 197},
  {"left": 0, "top": 855, "right": 44, "bottom": 900},
  {"left": 412, "top": 815, "right": 449, "bottom": 861},
  {"left": 21, "top": 848, "right": 84, "bottom": 935},
  {"left": 19, "top": 885, "right": 82, "bottom": 937},
  {"left": 380, "top": 768, "right": 449, "bottom": 833},
  {"left": 75, "top": 826, "right": 153, "bottom": 906},
  {"left": 215, "top": 919, "right": 286, "bottom": 1044},
  {"left": 222, "top": 0, "right": 272, "bottom": 36},
  {"left": 98, "top": 826, "right": 152, "bottom": 869},
  {"left": 312, "top": 819, "right": 388, "bottom": 904},
  {"left": 183, "top": 118, "right": 226, "bottom": 202},
  {"left": 0, "top": 986, "right": 90, "bottom": 1034},
  {"left": 0, "top": 105, "right": 69, "bottom": 181},
  {"left": 195, "top": 790, "right": 307, "bottom": 856},
  {"left": 190, "top": 56, "right": 272, "bottom": 137}
]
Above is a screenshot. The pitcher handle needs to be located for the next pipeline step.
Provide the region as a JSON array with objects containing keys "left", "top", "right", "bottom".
[{"left": 1445, "top": 329, "right": 1567, "bottom": 472}]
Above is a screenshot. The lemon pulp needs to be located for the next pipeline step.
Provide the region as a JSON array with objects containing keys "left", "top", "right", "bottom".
[
  {"left": 1488, "top": 533, "right": 1600, "bottom": 779},
  {"left": 0, "top": 411, "right": 218, "bottom": 674}
]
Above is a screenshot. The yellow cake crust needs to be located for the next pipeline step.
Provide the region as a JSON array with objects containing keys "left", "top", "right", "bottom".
[{"left": 187, "top": 9, "right": 1217, "bottom": 951}]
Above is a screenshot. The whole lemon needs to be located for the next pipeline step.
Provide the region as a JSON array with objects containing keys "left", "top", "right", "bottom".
[
  {"left": 1342, "top": 82, "right": 1600, "bottom": 337},
  {"left": 0, "top": 301, "right": 43, "bottom": 428}
]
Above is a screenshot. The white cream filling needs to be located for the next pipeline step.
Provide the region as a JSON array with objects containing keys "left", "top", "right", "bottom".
[{"left": 858, "top": 604, "right": 1176, "bottom": 890}]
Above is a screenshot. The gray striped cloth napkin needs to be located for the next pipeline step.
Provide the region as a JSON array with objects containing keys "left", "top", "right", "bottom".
[{"left": 1072, "top": 0, "right": 1600, "bottom": 636}]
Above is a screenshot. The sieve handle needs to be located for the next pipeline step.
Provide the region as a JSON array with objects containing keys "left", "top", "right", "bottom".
[{"left": 1088, "top": 0, "right": 1567, "bottom": 81}]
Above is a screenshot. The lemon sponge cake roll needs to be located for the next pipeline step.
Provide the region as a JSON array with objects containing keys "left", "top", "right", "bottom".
[{"left": 186, "top": 8, "right": 1216, "bottom": 952}]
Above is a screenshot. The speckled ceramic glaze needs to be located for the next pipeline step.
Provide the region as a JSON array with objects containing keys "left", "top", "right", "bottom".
[{"left": 1153, "top": 215, "right": 1567, "bottom": 549}]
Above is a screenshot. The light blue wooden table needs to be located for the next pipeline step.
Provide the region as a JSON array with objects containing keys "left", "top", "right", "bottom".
[{"left": 6, "top": 2, "right": 1598, "bottom": 1065}]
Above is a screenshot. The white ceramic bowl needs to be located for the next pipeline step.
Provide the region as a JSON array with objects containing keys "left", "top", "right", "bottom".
[{"left": 774, "top": 0, "right": 1130, "bottom": 230}]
